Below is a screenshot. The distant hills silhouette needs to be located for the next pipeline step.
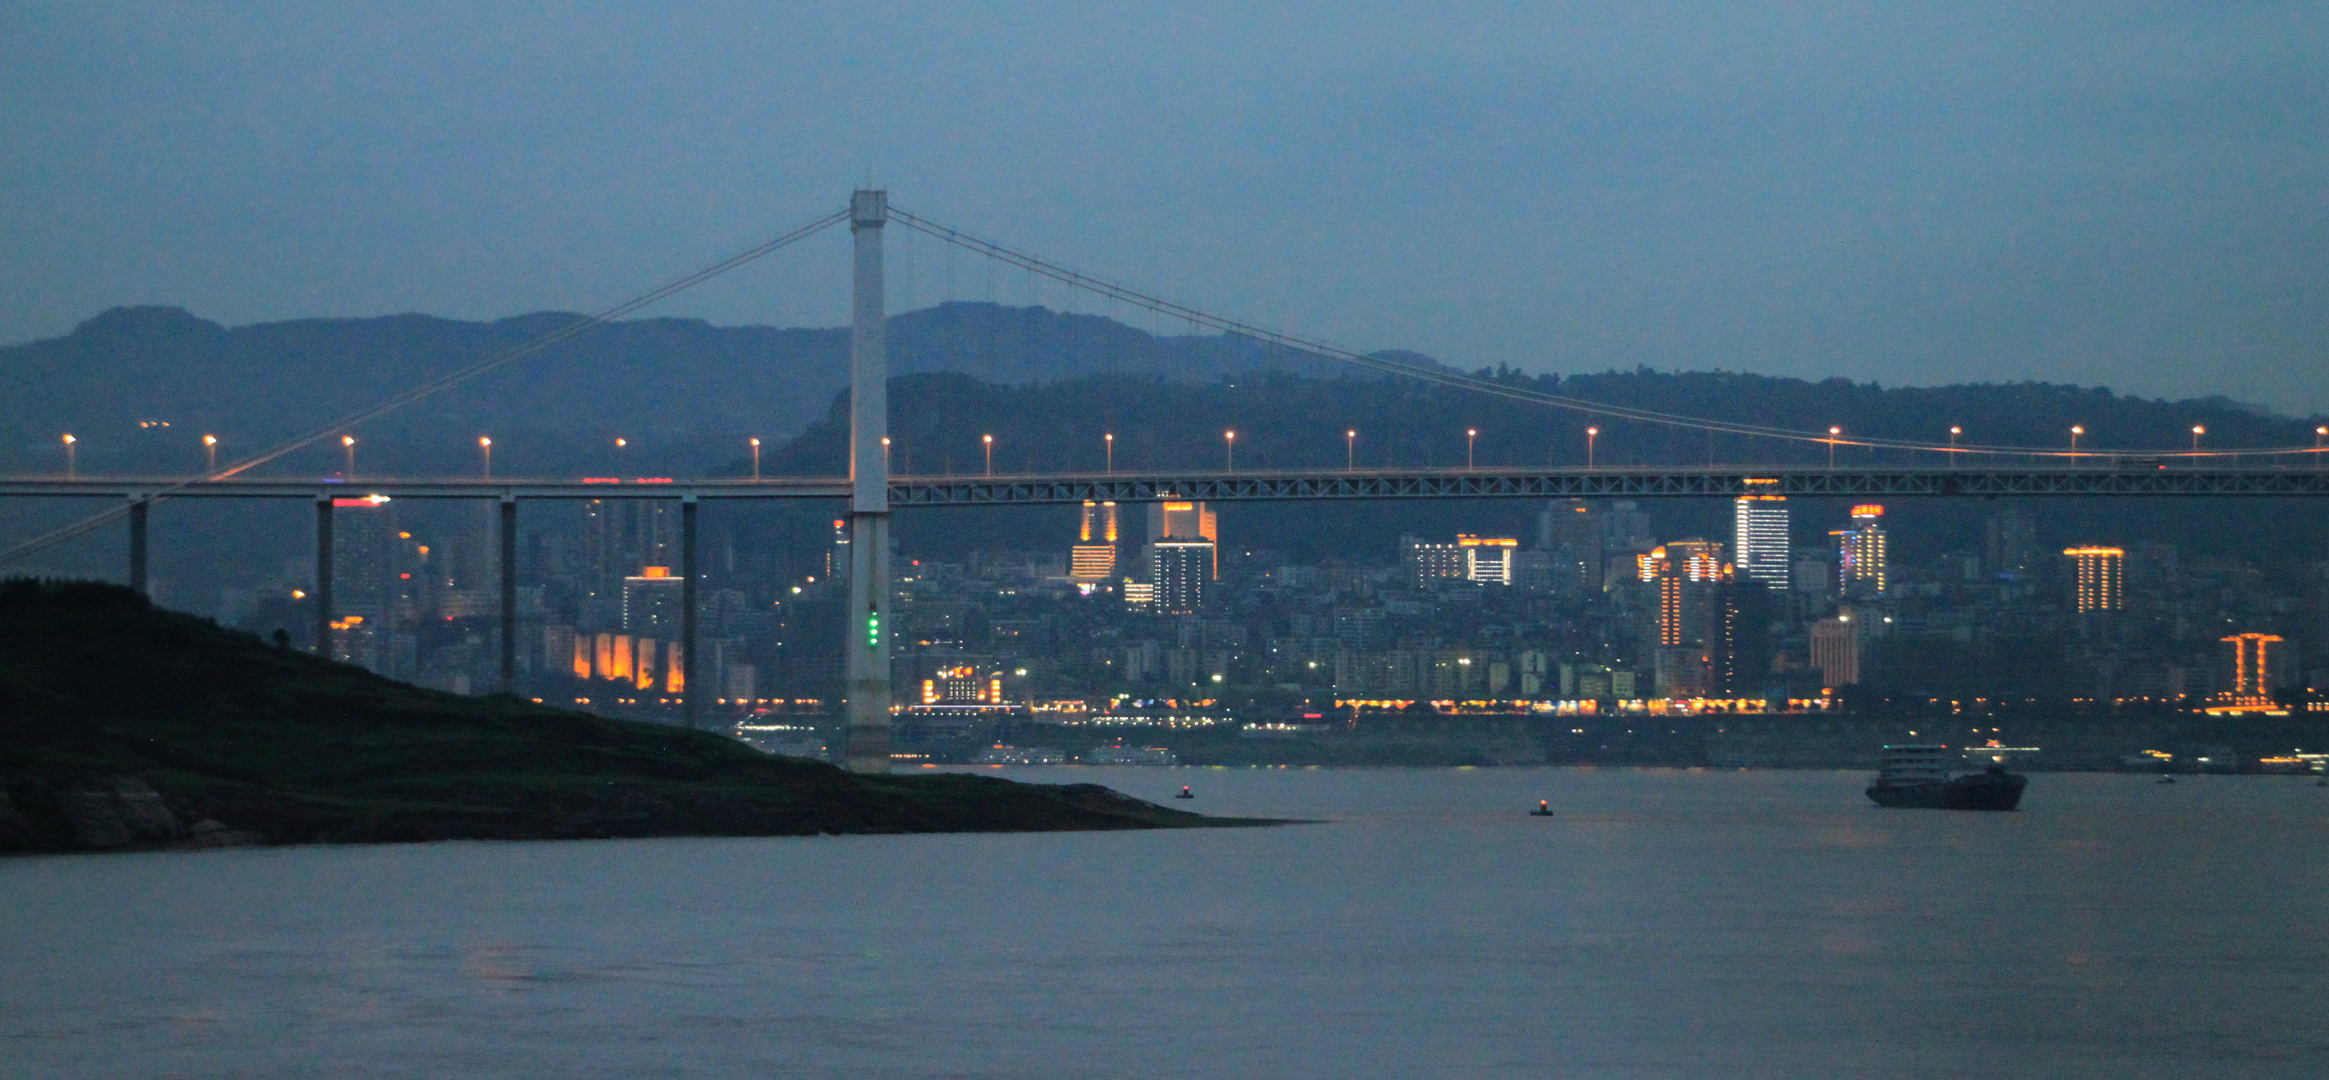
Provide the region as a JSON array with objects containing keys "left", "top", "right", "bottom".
[{"left": 6, "top": 301, "right": 2318, "bottom": 482}]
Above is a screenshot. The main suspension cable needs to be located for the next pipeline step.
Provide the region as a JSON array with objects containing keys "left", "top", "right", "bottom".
[
  {"left": 891, "top": 207, "right": 2322, "bottom": 462},
  {"left": 0, "top": 208, "right": 849, "bottom": 569}
]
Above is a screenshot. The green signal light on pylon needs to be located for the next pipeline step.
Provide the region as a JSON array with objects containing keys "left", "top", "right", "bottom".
[{"left": 867, "top": 613, "right": 881, "bottom": 647}]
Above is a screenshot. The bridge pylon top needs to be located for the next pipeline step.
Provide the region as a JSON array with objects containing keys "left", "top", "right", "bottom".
[{"left": 850, "top": 189, "right": 887, "bottom": 230}]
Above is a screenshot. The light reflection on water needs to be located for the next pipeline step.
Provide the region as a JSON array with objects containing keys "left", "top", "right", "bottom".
[{"left": 4, "top": 768, "right": 2326, "bottom": 1079}]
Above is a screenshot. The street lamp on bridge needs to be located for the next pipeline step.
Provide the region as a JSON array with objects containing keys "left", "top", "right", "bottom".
[
  {"left": 750, "top": 437, "right": 760, "bottom": 479},
  {"left": 1466, "top": 428, "right": 1477, "bottom": 469},
  {"left": 1224, "top": 430, "right": 1236, "bottom": 472},
  {"left": 2191, "top": 425, "right": 2205, "bottom": 454},
  {"left": 203, "top": 434, "right": 218, "bottom": 474},
  {"left": 2070, "top": 426, "right": 2084, "bottom": 456},
  {"left": 479, "top": 436, "right": 492, "bottom": 479},
  {"left": 1586, "top": 427, "right": 1598, "bottom": 468},
  {"left": 342, "top": 435, "right": 355, "bottom": 479},
  {"left": 1105, "top": 432, "right": 1114, "bottom": 474},
  {"left": 983, "top": 434, "right": 993, "bottom": 477},
  {"left": 61, "top": 434, "right": 75, "bottom": 479},
  {"left": 1346, "top": 430, "right": 1356, "bottom": 471},
  {"left": 1827, "top": 427, "right": 1841, "bottom": 468}
]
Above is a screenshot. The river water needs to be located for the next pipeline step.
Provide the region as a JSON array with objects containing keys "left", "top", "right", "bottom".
[{"left": 4, "top": 767, "right": 2326, "bottom": 1079}]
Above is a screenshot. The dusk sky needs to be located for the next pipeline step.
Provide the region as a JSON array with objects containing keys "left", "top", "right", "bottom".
[{"left": 4, "top": 2, "right": 2323, "bottom": 414}]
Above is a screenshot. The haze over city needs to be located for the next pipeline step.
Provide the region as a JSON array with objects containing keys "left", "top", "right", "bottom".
[{"left": 5, "top": 2, "right": 2325, "bottom": 412}]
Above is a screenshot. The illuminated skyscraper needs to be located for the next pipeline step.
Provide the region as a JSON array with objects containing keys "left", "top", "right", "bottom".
[
  {"left": 1403, "top": 536, "right": 1465, "bottom": 586},
  {"left": 1810, "top": 613, "right": 1861, "bottom": 686},
  {"left": 622, "top": 566, "right": 683, "bottom": 634},
  {"left": 1148, "top": 500, "right": 1217, "bottom": 578},
  {"left": 1835, "top": 505, "right": 1888, "bottom": 597},
  {"left": 1732, "top": 495, "right": 1791, "bottom": 590},
  {"left": 2222, "top": 632, "right": 2283, "bottom": 698},
  {"left": 1458, "top": 535, "right": 1519, "bottom": 585},
  {"left": 1071, "top": 500, "right": 1120, "bottom": 579},
  {"left": 2063, "top": 546, "right": 2125, "bottom": 612},
  {"left": 1148, "top": 541, "right": 1212, "bottom": 614},
  {"left": 1642, "top": 540, "right": 1733, "bottom": 697}
]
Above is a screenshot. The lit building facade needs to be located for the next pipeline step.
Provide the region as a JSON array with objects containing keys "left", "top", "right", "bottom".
[
  {"left": 2222, "top": 633, "right": 2283, "bottom": 699},
  {"left": 1810, "top": 614, "right": 1861, "bottom": 686},
  {"left": 1148, "top": 541, "right": 1212, "bottom": 614},
  {"left": 2064, "top": 546, "right": 2125, "bottom": 612},
  {"left": 1459, "top": 535, "right": 1519, "bottom": 585},
  {"left": 1834, "top": 505, "right": 1887, "bottom": 597},
  {"left": 1732, "top": 495, "right": 1791, "bottom": 590},
  {"left": 1404, "top": 536, "right": 1465, "bottom": 586},
  {"left": 1643, "top": 540, "right": 1734, "bottom": 697},
  {"left": 622, "top": 566, "right": 683, "bottom": 634},
  {"left": 1070, "top": 500, "right": 1121, "bottom": 580}
]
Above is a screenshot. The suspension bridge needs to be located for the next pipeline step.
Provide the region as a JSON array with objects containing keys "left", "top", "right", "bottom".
[{"left": 4, "top": 190, "right": 2325, "bottom": 769}]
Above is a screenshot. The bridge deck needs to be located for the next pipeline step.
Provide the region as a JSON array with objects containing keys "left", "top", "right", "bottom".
[{"left": 3, "top": 465, "right": 2325, "bottom": 502}]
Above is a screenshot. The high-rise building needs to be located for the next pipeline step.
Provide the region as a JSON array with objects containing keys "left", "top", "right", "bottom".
[
  {"left": 1402, "top": 535, "right": 1465, "bottom": 586},
  {"left": 1071, "top": 500, "right": 1120, "bottom": 580},
  {"left": 1148, "top": 541, "right": 1212, "bottom": 614},
  {"left": 1642, "top": 540, "right": 1734, "bottom": 697},
  {"left": 622, "top": 566, "right": 684, "bottom": 634},
  {"left": 1987, "top": 510, "right": 2038, "bottom": 578},
  {"left": 1732, "top": 495, "right": 1791, "bottom": 590},
  {"left": 1458, "top": 535, "right": 1519, "bottom": 585},
  {"left": 1148, "top": 500, "right": 1217, "bottom": 578},
  {"left": 1537, "top": 500, "right": 1603, "bottom": 594},
  {"left": 1810, "top": 613, "right": 1861, "bottom": 686},
  {"left": 1835, "top": 505, "right": 1888, "bottom": 597},
  {"left": 2063, "top": 547, "right": 2125, "bottom": 612},
  {"left": 2222, "top": 633, "right": 2283, "bottom": 698}
]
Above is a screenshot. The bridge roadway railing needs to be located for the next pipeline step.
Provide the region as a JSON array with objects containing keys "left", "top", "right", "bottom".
[{"left": 5, "top": 463, "right": 2327, "bottom": 505}]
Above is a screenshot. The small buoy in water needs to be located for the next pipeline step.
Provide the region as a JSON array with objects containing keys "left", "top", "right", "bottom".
[
  {"left": 1529, "top": 800, "right": 1554, "bottom": 817},
  {"left": 1176, "top": 785, "right": 1194, "bottom": 799}
]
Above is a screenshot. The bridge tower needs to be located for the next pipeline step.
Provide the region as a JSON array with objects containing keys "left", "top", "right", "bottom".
[{"left": 843, "top": 190, "right": 892, "bottom": 772}]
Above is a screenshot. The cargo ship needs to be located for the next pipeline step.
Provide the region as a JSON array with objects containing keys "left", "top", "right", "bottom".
[{"left": 1866, "top": 744, "right": 2026, "bottom": 810}]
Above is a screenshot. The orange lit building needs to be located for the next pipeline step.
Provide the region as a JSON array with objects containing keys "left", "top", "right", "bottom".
[
  {"left": 2063, "top": 546, "right": 2125, "bottom": 612},
  {"left": 1071, "top": 500, "right": 1121, "bottom": 579},
  {"left": 2222, "top": 632, "right": 2283, "bottom": 699}
]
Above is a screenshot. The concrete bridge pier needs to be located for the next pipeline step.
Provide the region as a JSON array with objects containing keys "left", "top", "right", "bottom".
[
  {"left": 127, "top": 496, "right": 149, "bottom": 595},
  {"left": 313, "top": 495, "right": 333, "bottom": 656},
  {"left": 681, "top": 496, "right": 700, "bottom": 729},
  {"left": 498, "top": 495, "right": 517, "bottom": 693}
]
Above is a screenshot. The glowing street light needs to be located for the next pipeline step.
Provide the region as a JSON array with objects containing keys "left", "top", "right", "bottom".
[
  {"left": 1466, "top": 428, "right": 1477, "bottom": 469},
  {"left": 2070, "top": 425, "right": 2084, "bottom": 455},
  {"left": 1224, "top": 430, "right": 1236, "bottom": 472},
  {"left": 1586, "top": 426, "right": 1599, "bottom": 468},
  {"left": 61, "top": 433, "right": 75, "bottom": 478},
  {"left": 2191, "top": 425, "right": 2205, "bottom": 453},
  {"left": 1346, "top": 429, "right": 1356, "bottom": 471},
  {"left": 342, "top": 435, "right": 356, "bottom": 479},
  {"left": 749, "top": 437, "right": 761, "bottom": 479},
  {"left": 1104, "top": 432, "right": 1114, "bottom": 473},
  {"left": 203, "top": 433, "right": 218, "bottom": 474},
  {"left": 478, "top": 435, "right": 492, "bottom": 478},
  {"left": 1827, "top": 426, "right": 1841, "bottom": 467},
  {"left": 982, "top": 434, "right": 994, "bottom": 477},
  {"left": 882, "top": 435, "right": 891, "bottom": 471}
]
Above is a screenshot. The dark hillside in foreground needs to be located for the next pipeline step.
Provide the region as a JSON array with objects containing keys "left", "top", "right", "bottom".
[{"left": 0, "top": 581, "right": 1248, "bottom": 855}]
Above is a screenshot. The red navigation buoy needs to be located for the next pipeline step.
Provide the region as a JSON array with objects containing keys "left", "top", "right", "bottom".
[
  {"left": 1529, "top": 800, "right": 1553, "bottom": 817},
  {"left": 1176, "top": 785, "right": 1194, "bottom": 799}
]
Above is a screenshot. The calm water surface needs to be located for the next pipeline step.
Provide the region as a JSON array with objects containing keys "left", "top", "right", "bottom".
[{"left": 4, "top": 768, "right": 2326, "bottom": 1079}]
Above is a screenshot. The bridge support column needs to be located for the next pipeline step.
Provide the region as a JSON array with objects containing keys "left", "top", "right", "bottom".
[
  {"left": 314, "top": 495, "right": 334, "bottom": 656},
  {"left": 499, "top": 495, "right": 517, "bottom": 694},
  {"left": 843, "top": 188, "right": 891, "bottom": 773},
  {"left": 681, "top": 496, "right": 700, "bottom": 730},
  {"left": 127, "top": 496, "right": 149, "bottom": 595}
]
